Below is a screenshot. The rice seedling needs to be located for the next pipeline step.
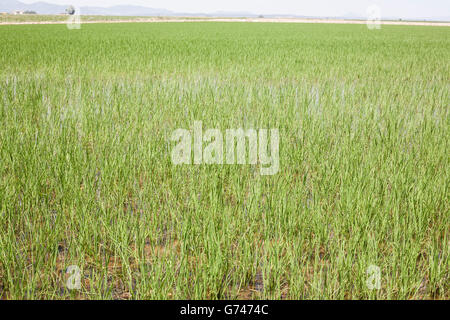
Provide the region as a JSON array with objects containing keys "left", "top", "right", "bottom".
[{"left": 0, "top": 22, "right": 448, "bottom": 299}]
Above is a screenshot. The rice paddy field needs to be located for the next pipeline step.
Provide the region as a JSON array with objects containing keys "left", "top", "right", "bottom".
[
  {"left": 0, "top": 22, "right": 448, "bottom": 300},
  {"left": 0, "top": 14, "right": 218, "bottom": 24},
  {"left": 0, "top": 14, "right": 127, "bottom": 24}
]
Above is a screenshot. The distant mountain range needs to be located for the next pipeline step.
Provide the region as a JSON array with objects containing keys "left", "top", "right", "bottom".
[
  {"left": 1, "top": 0, "right": 171, "bottom": 15},
  {"left": 1, "top": 0, "right": 449, "bottom": 21}
]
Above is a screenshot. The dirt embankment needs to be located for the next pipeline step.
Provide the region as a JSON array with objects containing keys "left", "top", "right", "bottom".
[{"left": 1, "top": 17, "right": 449, "bottom": 26}]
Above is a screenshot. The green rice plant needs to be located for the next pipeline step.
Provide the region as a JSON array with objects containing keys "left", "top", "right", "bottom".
[{"left": 0, "top": 22, "right": 448, "bottom": 299}]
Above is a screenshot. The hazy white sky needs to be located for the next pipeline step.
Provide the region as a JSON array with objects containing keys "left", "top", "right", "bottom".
[{"left": 19, "top": 0, "right": 450, "bottom": 18}]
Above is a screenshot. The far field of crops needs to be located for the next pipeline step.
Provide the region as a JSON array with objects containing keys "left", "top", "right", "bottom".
[
  {"left": 0, "top": 14, "right": 217, "bottom": 24},
  {"left": 0, "top": 22, "right": 448, "bottom": 299}
]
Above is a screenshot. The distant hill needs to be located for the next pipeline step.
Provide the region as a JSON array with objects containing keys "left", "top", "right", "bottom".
[
  {"left": 1, "top": 0, "right": 67, "bottom": 14},
  {"left": 0, "top": 0, "right": 173, "bottom": 15},
  {"left": 1, "top": 0, "right": 449, "bottom": 21}
]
